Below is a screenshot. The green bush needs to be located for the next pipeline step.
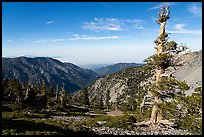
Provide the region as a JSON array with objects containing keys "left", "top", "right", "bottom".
[
  {"left": 75, "top": 114, "right": 136, "bottom": 129},
  {"left": 77, "top": 118, "right": 100, "bottom": 127},
  {"left": 104, "top": 115, "right": 136, "bottom": 129},
  {"left": 2, "top": 111, "right": 26, "bottom": 119},
  {"left": 176, "top": 91, "right": 202, "bottom": 135},
  {"left": 158, "top": 90, "right": 202, "bottom": 135},
  {"left": 179, "top": 115, "right": 202, "bottom": 135},
  {"left": 2, "top": 129, "right": 18, "bottom": 135},
  {"left": 10, "top": 102, "right": 27, "bottom": 110}
]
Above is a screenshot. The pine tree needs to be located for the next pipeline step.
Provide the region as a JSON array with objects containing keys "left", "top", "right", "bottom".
[
  {"left": 41, "top": 80, "right": 47, "bottom": 107},
  {"left": 128, "top": 94, "right": 136, "bottom": 111},
  {"left": 105, "top": 90, "right": 110, "bottom": 110},
  {"left": 46, "top": 83, "right": 55, "bottom": 108},
  {"left": 81, "top": 88, "right": 90, "bottom": 108},
  {"left": 25, "top": 84, "right": 36, "bottom": 106},
  {"left": 55, "top": 84, "right": 59, "bottom": 100},
  {"left": 115, "top": 96, "right": 120, "bottom": 110},
  {"left": 49, "top": 84, "right": 54, "bottom": 97},
  {"left": 7, "top": 79, "right": 22, "bottom": 103},
  {"left": 149, "top": 6, "right": 170, "bottom": 126},
  {"left": 33, "top": 80, "right": 40, "bottom": 96},
  {"left": 141, "top": 6, "right": 189, "bottom": 127},
  {"left": 66, "top": 91, "right": 72, "bottom": 106},
  {"left": 99, "top": 94, "right": 104, "bottom": 109},
  {"left": 90, "top": 96, "right": 98, "bottom": 108},
  {"left": 59, "top": 85, "right": 66, "bottom": 104},
  {"left": 2, "top": 78, "right": 9, "bottom": 101},
  {"left": 41, "top": 80, "right": 47, "bottom": 95}
]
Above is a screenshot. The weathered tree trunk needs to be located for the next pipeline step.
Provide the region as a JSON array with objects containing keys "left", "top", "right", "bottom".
[{"left": 150, "top": 6, "right": 170, "bottom": 127}]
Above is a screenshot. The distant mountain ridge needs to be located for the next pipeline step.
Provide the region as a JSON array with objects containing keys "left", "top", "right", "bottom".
[
  {"left": 2, "top": 56, "right": 100, "bottom": 93},
  {"left": 79, "top": 64, "right": 113, "bottom": 70},
  {"left": 94, "top": 63, "right": 144, "bottom": 76}
]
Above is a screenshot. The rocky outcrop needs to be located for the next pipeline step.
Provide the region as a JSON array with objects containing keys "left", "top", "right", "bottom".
[{"left": 172, "top": 50, "right": 202, "bottom": 95}]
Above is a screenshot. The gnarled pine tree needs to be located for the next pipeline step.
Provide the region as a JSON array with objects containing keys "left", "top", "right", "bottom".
[
  {"left": 139, "top": 6, "right": 190, "bottom": 127},
  {"left": 149, "top": 6, "right": 170, "bottom": 126}
]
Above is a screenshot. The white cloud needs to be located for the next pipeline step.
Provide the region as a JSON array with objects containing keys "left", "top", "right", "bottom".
[
  {"left": 68, "top": 34, "right": 121, "bottom": 40},
  {"left": 73, "top": 34, "right": 79, "bottom": 37},
  {"left": 34, "top": 39, "right": 66, "bottom": 43},
  {"left": 168, "top": 23, "right": 202, "bottom": 35},
  {"left": 44, "top": 21, "right": 55, "bottom": 24},
  {"left": 52, "top": 39, "right": 65, "bottom": 42},
  {"left": 82, "top": 18, "right": 143, "bottom": 32},
  {"left": 188, "top": 3, "right": 202, "bottom": 17},
  {"left": 34, "top": 40, "right": 47, "bottom": 43},
  {"left": 174, "top": 24, "right": 186, "bottom": 30},
  {"left": 147, "top": 2, "right": 176, "bottom": 11}
]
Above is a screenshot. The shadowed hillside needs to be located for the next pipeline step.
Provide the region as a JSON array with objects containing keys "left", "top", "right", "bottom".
[{"left": 2, "top": 57, "right": 100, "bottom": 93}]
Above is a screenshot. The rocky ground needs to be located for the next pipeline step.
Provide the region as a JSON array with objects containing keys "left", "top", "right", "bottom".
[
  {"left": 83, "top": 125, "right": 192, "bottom": 135},
  {"left": 50, "top": 116, "right": 86, "bottom": 122},
  {"left": 49, "top": 115, "right": 192, "bottom": 135}
]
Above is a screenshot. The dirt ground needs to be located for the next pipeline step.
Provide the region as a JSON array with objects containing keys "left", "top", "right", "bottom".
[{"left": 106, "top": 109, "right": 124, "bottom": 116}]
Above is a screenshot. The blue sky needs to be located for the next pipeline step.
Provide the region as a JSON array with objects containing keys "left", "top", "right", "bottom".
[{"left": 2, "top": 2, "right": 202, "bottom": 66}]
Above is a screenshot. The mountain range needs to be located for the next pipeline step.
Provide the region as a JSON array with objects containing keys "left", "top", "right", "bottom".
[
  {"left": 93, "top": 63, "right": 144, "bottom": 76},
  {"left": 2, "top": 57, "right": 147, "bottom": 93},
  {"left": 2, "top": 50, "right": 201, "bottom": 96},
  {"left": 2, "top": 57, "right": 100, "bottom": 93}
]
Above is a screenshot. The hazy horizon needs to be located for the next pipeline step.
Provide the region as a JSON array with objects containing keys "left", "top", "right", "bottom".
[{"left": 2, "top": 55, "right": 146, "bottom": 69}]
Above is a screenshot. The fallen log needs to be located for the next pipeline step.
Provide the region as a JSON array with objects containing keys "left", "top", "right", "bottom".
[
  {"left": 134, "top": 121, "right": 150, "bottom": 127},
  {"left": 134, "top": 119, "right": 175, "bottom": 128}
]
